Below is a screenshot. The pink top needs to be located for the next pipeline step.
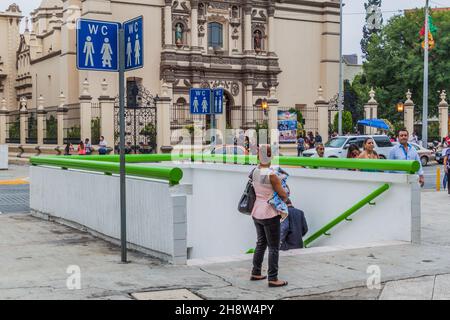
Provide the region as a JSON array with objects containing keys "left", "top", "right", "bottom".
[{"left": 251, "top": 166, "right": 279, "bottom": 220}]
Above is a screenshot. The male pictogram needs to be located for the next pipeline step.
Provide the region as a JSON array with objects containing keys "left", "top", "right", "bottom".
[{"left": 83, "top": 36, "right": 95, "bottom": 67}]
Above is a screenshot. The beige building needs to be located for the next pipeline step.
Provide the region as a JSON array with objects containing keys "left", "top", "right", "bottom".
[
  {"left": 0, "top": 0, "right": 341, "bottom": 151},
  {"left": 342, "top": 53, "right": 362, "bottom": 84}
]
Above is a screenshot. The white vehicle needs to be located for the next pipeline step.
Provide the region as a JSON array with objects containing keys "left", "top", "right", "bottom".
[{"left": 302, "top": 135, "right": 394, "bottom": 159}]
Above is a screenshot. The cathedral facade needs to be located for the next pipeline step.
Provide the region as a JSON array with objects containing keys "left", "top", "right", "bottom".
[{"left": 0, "top": 0, "right": 339, "bottom": 149}]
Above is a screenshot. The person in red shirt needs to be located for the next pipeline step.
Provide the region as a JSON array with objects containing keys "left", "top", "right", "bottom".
[{"left": 78, "top": 141, "right": 86, "bottom": 155}]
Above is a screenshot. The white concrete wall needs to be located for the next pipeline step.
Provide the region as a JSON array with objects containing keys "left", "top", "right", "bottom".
[
  {"left": 30, "top": 166, "right": 187, "bottom": 264},
  {"left": 30, "top": 162, "right": 420, "bottom": 263},
  {"left": 153, "top": 162, "right": 420, "bottom": 260},
  {"left": 0, "top": 145, "right": 8, "bottom": 169}
]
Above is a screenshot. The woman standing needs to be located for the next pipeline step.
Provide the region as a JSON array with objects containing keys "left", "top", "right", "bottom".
[
  {"left": 250, "top": 145, "right": 288, "bottom": 287},
  {"left": 358, "top": 138, "right": 379, "bottom": 159}
]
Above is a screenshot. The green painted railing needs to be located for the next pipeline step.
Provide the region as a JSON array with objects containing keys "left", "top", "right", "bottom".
[
  {"left": 46, "top": 154, "right": 420, "bottom": 173},
  {"left": 29, "top": 157, "right": 183, "bottom": 185},
  {"left": 303, "top": 183, "right": 390, "bottom": 247}
]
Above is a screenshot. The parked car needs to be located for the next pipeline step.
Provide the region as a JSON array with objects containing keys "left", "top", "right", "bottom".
[
  {"left": 203, "top": 144, "right": 249, "bottom": 156},
  {"left": 392, "top": 142, "right": 436, "bottom": 166},
  {"left": 409, "top": 142, "right": 435, "bottom": 166},
  {"left": 436, "top": 147, "right": 449, "bottom": 164},
  {"left": 302, "top": 135, "right": 394, "bottom": 159}
]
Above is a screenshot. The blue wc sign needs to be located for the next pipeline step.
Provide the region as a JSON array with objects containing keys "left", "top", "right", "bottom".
[
  {"left": 123, "top": 16, "right": 144, "bottom": 71},
  {"left": 76, "top": 18, "right": 120, "bottom": 72}
]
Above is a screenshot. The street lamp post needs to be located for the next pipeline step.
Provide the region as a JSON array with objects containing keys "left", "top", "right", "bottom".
[
  {"left": 422, "top": 0, "right": 430, "bottom": 148},
  {"left": 338, "top": 0, "right": 344, "bottom": 135}
]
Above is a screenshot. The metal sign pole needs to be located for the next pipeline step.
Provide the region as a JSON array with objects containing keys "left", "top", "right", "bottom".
[
  {"left": 118, "top": 27, "right": 127, "bottom": 263},
  {"left": 422, "top": 0, "right": 430, "bottom": 148},
  {"left": 210, "top": 90, "right": 215, "bottom": 147}
]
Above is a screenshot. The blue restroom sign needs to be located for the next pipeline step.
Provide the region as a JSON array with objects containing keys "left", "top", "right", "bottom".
[
  {"left": 190, "top": 89, "right": 211, "bottom": 114},
  {"left": 76, "top": 18, "right": 120, "bottom": 71},
  {"left": 123, "top": 16, "right": 144, "bottom": 71}
]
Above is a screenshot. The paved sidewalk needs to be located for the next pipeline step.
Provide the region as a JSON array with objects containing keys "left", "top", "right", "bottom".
[{"left": 0, "top": 191, "right": 449, "bottom": 300}]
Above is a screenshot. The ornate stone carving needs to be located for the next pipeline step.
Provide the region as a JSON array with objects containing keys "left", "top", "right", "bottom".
[
  {"left": 231, "top": 82, "right": 239, "bottom": 96},
  {"left": 231, "top": 27, "right": 239, "bottom": 40}
]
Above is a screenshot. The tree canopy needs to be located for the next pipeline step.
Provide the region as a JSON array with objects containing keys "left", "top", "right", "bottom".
[{"left": 361, "top": 8, "right": 450, "bottom": 122}]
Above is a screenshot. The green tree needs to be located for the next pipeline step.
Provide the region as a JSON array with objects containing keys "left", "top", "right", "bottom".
[
  {"left": 362, "top": 9, "right": 450, "bottom": 122},
  {"left": 46, "top": 115, "right": 57, "bottom": 140},
  {"left": 344, "top": 79, "right": 364, "bottom": 124},
  {"left": 333, "top": 111, "right": 353, "bottom": 134}
]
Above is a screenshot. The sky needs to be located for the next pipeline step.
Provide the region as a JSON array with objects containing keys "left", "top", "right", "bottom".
[{"left": 3, "top": 0, "right": 450, "bottom": 64}]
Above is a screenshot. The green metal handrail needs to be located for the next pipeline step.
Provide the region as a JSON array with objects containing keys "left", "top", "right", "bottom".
[
  {"left": 303, "top": 183, "right": 390, "bottom": 247},
  {"left": 29, "top": 157, "right": 183, "bottom": 185},
  {"left": 48, "top": 154, "right": 420, "bottom": 173}
]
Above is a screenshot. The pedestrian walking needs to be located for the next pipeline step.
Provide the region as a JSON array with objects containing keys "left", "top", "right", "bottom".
[
  {"left": 388, "top": 128, "right": 424, "bottom": 187},
  {"left": 249, "top": 144, "right": 288, "bottom": 287},
  {"left": 297, "top": 135, "right": 305, "bottom": 157},
  {"left": 444, "top": 148, "right": 450, "bottom": 194}
]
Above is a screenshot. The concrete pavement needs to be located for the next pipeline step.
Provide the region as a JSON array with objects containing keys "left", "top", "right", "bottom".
[{"left": 0, "top": 190, "right": 449, "bottom": 299}]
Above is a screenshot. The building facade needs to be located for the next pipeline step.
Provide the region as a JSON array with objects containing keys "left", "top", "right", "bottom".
[{"left": 1, "top": 0, "right": 340, "bottom": 150}]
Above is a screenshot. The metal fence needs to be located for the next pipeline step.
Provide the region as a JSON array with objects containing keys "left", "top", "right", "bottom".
[
  {"left": 5, "top": 111, "right": 20, "bottom": 144},
  {"left": 44, "top": 107, "right": 58, "bottom": 144},
  {"left": 299, "top": 105, "right": 318, "bottom": 133},
  {"left": 63, "top": 103, "right": 81, "bottom": 144},
  {"left": 26, "top": 109, "right": 38, "bottom": 144},
  {"left": 170, "top": 103, "right": 207, "bottom": 130},
  {"left": 229, "top": 106, "right": 267, "bottom": 130},
  {"left": 91, "top": 102, "right": 101, "bottom": 145}
]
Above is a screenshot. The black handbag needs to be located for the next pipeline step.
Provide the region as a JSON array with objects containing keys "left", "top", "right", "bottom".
[{"left": 238, "top": 169, "right": 256, "bottom": 215}]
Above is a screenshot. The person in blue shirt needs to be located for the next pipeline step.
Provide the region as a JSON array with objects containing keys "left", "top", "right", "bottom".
[{"left": 388, "top": 128, "right": 424, "bottom": 187}]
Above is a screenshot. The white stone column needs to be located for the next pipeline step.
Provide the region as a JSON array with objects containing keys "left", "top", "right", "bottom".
[
  {"left": 245, "top": 83, "right": 254, "bottom": 125},
  {"left": 37, "top": 95, "right": 46, "bottom": 145},
  {"left": 315, "top": 87, "right": 329, "bottom": 143},
  {"left": 57, "top": 92, "right": 66, "bottom": 146},
  {"left": 60, "top": 0, "right": 81, "bottom": 105},
  {"left": 243, "top": 4, "right": 252, "bottom": 53},
  {"left": 190, "top": 0, "right": 199, "bottom": 49},
  {"left": 99, "top": 80, "right": 116, "bottom": 148},
  {"left": 267, "top": 5, "right": 275, "bottom": 54},
  {"left": 0, "top": 98, "right": 7, "bottom": 144},
  {"left": 79, "top": 79, "right": 92, "bottom": 142},
  {"left": 438, "top": 90, "right": 448, "bottom": 140},
  {"left": 164, "top": 0, "right": 173, "bottom": 47},
  {"left": 363, "top": 88, "right": 378, "bottom": 135},
  {"left": 404, "top": 89, "right": 415, "bottom": 136},
  {"left": 267, "top": 87, "right": 279, "bottom": 142},
  {"left": 157, "top": 83, "right": 173, "bottom": 152},
  {"left": 19, "top": 97, "right": 28, "bottom": 145}
]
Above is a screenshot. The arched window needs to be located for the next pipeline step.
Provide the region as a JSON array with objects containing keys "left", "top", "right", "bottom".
[{"left": 208, "top": 22, "right": 223, "bottom": 48}]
